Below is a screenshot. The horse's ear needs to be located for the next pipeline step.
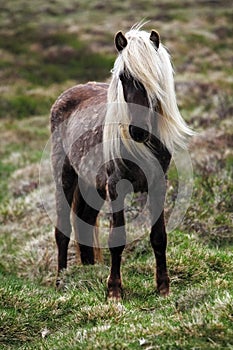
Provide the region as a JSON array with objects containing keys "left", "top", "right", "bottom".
[
  {"left": 150, "top": 30, "right": 160, "bottom": 49},
  {"left": 115, "top": 31, "right": 127, "bottom": 52}
]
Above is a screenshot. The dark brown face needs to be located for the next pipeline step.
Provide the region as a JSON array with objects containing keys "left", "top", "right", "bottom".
[{"left": 119, "top": 71, "right": 150, "bottom": 143}]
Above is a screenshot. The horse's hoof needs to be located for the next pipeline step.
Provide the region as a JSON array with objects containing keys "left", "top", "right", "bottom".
[
  {"left": 107, "top": 289, "right": 122, "bottom": 302},
  {"left": 107, "top": 276, "right": 123, "bottom": 301},
  {"left": 158, "top": 285, "right": 169, "bottom": 297},
  {"left": 157, "top": 275, "right": 170, "bottom": 296},
  {"left": 55, "top": 278, "right": 65, "bottom": 290}
]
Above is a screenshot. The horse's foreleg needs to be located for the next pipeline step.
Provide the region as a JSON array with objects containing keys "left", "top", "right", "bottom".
[
  {"left": 150, "top": 211, "right": 170, "bottom": 296},
  {"left": 107, "top": 210, "right": 126, "bottom": 300},
  {"left": 107, "top": 176, "right": 127, "bottom": 300}
]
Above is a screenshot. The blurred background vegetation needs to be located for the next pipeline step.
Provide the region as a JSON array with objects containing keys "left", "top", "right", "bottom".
[{"left": 0, "top": 1, "right": 232, "bottom": 348}]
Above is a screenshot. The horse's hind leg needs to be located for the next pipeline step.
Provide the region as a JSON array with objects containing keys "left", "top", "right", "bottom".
[
  {"left": 150, "top": 210, "right": 170, "bottom": 296},
  {"left": 53, "top": 155, "right": 77, "bottom": 287},
  {"left": 73, "top": 186, "right": 104, "bottom": 265}
]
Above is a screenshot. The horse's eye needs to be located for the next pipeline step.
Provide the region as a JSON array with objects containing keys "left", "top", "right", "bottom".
[
  {"left": 119, "top": 72, "right": 128, "bottom": 82},
  {"left": 120, "top": 73, "right": 145, "bottom": 93},
  {"left": 119, "top": 73, "right": 124, "bottom": 81},
  {"left": 133, "top": 79, "right": 145, "bottom": 92}
]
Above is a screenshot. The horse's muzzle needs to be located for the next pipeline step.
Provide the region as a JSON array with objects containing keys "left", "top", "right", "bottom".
[{"left": 129, "top": 125, "right": 149, "bottom": 143}]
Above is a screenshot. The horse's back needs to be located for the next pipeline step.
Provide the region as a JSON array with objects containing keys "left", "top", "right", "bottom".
[
  {"left": 50, "top": 82, "right": 108, "bottom": 189},
  {"left": 50, "top": 82, "right": 108, "bottom": 132}
]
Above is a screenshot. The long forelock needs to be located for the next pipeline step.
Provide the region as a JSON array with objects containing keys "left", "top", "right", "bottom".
[{"left": 116, "top": 29, "right": 167, "bottom": 102}]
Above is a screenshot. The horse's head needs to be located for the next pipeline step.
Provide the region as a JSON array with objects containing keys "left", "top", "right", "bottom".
[
  {"left": 119, "top": 71, "right": 150, "bottom": 143},
  {"left": 115, "top": 30, "right": 160, "bottom": 144}
]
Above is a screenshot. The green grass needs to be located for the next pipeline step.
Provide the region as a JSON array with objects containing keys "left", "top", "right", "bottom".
[
  {"left": 0, "top": 231, "right": 232, "bottom": 349},
  {"left": 0, "top": 0, "right": 232, "bottom": 348},
  {"left": 0, "top": 94, "right": 54, "bottom": 119}
]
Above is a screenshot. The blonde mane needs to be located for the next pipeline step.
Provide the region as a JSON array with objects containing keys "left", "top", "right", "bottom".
[{"left": 103, "top": 26, "right": 193, "bottom": 163}]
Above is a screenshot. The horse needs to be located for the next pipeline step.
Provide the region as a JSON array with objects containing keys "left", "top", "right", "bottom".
[{"left": 50, "top": 25, "right": 193, "bottom": 300}]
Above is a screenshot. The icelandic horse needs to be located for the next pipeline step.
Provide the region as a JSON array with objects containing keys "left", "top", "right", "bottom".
[{"left": 50, "top": 25, "right": 193, "bottom": 299}]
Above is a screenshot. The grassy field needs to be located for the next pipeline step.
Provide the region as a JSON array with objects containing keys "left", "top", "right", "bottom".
[{"left": 0, "top": 0, "right": 232, "bottom": 349}]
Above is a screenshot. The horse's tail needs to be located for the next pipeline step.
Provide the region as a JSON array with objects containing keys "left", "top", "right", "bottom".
[
  {"left": 93, "top": 217, "right": 103, "bottom": 263},
  {"left": 72, "top": 185, "right": 103, "bottom": 264},
  {"left": 72, "top": 187, "right": 82, "bottom": 265}
]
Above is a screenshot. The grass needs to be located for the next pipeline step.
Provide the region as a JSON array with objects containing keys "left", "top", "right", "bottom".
[
  {"left": 0, "top": 0, "right": 232, "bottom": 349},
  {"left": 0, "top": 231, "right": 232, "bottom": 349}
]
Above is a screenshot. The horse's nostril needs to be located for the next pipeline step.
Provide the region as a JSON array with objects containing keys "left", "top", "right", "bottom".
[{"left": 129, "top": 125, "right": 149, "bottom": 143}]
